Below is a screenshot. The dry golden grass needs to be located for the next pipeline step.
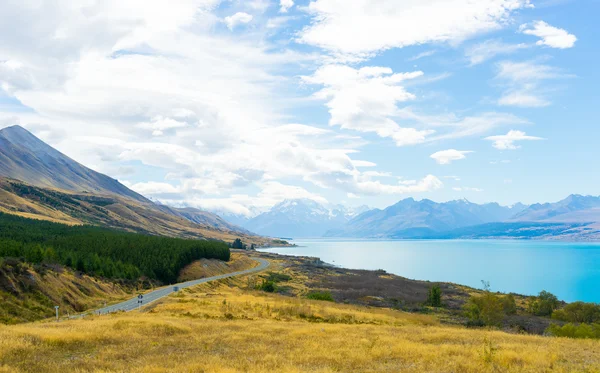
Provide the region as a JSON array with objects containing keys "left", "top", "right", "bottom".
[
  {"left": 178, "top": 252, "right": 259, "bottom": 282},
  {"left": 1, "top": 279, "right": 599, "bottom": 373}
]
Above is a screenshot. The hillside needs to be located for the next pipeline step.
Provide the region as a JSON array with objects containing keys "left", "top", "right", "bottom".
[
  {"left": 0, "top": 125, "right": 148, "bottom": 203},
  {"left": 0, "top": 177, "right": 265, "bottom": 243},
  {"left": 0, "top": 258, "right": 134, "bottom": 324},
  {"left": 1, "top": 275, "right": 598, "bottom": 372},
  {"left": 327, "top": 198, "right": 526, "bottom": 238}
]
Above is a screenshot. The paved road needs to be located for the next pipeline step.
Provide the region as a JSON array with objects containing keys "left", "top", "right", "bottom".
[{"left": 88, "top": 257, "right": 269, "bottom": 315}]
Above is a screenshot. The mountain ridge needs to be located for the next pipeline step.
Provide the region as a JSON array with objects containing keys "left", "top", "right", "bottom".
[
  {"left": 0, "top": 125, "right": 258, "bottom": 242},
  {"left": 0, "top": 125, "right": 148, "bottom": 203}
]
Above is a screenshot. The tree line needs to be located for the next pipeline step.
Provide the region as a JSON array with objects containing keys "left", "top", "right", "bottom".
[{"left": 0, "top": 213, "right": 230, "bottom": 283}]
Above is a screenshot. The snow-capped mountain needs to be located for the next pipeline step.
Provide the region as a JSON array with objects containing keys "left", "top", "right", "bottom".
[
  {"left": 242, "top": 199, "right": 370, "bottom": 238},
  {"left": 326, "top": 197, "right": 528, "bottom": 238}
]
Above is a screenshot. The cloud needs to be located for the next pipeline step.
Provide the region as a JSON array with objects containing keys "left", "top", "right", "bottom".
[
  {"left": 136, "top": 116, "right": 188, "bottom": 136},
  {"left": 279, "top": 0, "right": 294, "bottom": 13},
  {"left": 224, "top": 12, "right": 253, "bottom": 30},
  {"left": 453, "top": 187, "right": 484, "bottom": 192},
  {"left": 430, "top": 149, "right": 474, "bottom": 165},
  {"left": 397, "top": 109, "right": 529, "bottom": 141},
  {"left": 465, "top": 39, "right": 529, "bottom": 66},
  {"left": 443, "top": 175, "right": 461, "bottom": 181},
  {"left": 485, "top": 130, "right": 544, "bottom": 150},
  {"left": 302, "top": 65, "right": 433, "bottom": 146},
  {"left": 520, "top": 21, "right": 577, "bottom": 49},
  {"left": 408, "top": 50, "right": 436, "bottom": 61},
  {"left": 298, "top": 0, "right": 532, "bottom": 58},
  {"left": 495, "top": 60, "right": 571, "bottom": 107}
]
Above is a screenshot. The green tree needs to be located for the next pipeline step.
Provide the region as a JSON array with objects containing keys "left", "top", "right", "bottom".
[
  {"left": 426, "top": 285, "right": 442, "bottom": 307},
  {"left": 552, "top": 302, "right": 600, "bottom": 323},
  {"left": 231, "top": 238, "right": 244, "bottom": 249},
  {"left": 464, "top": 281, "right": 505, "bottom": 327},
  {"left": 528, "top": 290, "right": 559, "bottom": 316}
]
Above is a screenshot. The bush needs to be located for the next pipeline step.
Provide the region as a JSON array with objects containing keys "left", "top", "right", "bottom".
[
  {"left": 266, "top": 272, "right": 292, "bottom": 283},
  {"left": 528, "top": 290, "right": 559, "bottom": 317},
  {"left": 306, "top": 291, "right": 334, "bottom": 302},
  {"left": 546, "top": 323, "right": 600, "bottom": 339},
  {"left": 464, "top": 292, "right": 505, "bottom": 327},
  {"left": 502, "top": 294, "right": 517, "bottom": 315},
  {"left": 426, "top": 285, "right": 442, "bottom": 307},
  {"left": 258, "top": 280, "right": 276, "bottom": 293},
  {"left": 552, "top": 302, "right": 600, "bottom": 324}
]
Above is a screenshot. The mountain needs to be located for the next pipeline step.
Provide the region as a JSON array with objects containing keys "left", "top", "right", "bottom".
[
  {"left": 243, "top": 199, "right": 369, "bottom": 238},
  {"left": 156, "top": 205, "right": 252, "bottom": 234},
  {"left": 326, "top": 198, "right": 527, "bottom": 238},
  {"left": 0, "top": 125, "right": 260, "bottom": 242},
  {"left": 0, "top": 125, "right": 147, "bottom": 203},
  {"left": 511, "top": 195, "right": 600, "bottom": 223}
]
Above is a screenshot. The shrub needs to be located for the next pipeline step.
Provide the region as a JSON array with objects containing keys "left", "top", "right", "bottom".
[
  {"left": 258, "top": 280, "right": 276, "bottom": 293},
  {"left": 552, "top": 302, "right": 600, "bottom": 324},
  {"left": 464, "top": 283, "right": 506, "bottom": 328},
  {"left": 546, "top": 322, "right": 600, "bottom": 339},
  {"left": 306, "top": 291, "right": 334, "bottom": 302},
  {"left": 426, "top": 285, "right": 442, "bottom": 307},
  {"left": 528, "top": 290, "right": 559, "bottom": 317},
  {"left": 502, "top": 294, "right": 517, "bottom": 315}
]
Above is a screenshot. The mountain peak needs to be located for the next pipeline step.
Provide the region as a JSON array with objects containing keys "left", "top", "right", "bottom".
[
  {"left": 0, "top": 125, "right": 51, "bottom": 153},
  {"left": 0, "top": 125, "right": 149, "bottom": 203}
]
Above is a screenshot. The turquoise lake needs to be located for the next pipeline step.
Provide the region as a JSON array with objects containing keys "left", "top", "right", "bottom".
[{"left": 260, "top": 239, "right": 600, "bottom": 303}]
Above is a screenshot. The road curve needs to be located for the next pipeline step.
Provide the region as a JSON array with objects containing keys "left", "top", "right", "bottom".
[{"left": 90, "top": 257, "right": 269, "bottom": 315}]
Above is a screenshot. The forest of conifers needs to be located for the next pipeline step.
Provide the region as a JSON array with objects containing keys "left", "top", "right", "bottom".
[{"left": 0, "top": 213, "right": 230, "bottom": 283}]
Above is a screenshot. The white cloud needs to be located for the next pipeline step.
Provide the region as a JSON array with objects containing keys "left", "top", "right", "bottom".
[
  {"left": 279, "top": 0, "right": 294, "bottom": 13},
  {"left": 520, "top": 21, "right": 577, "bottom": 49},
  {"left": 136, "top": 116, "right": 187, "bottom": 136},
  {"left": 351, "top": 160, "right": 377, "bottom": 168},
  {"left": 303, "top": 65, "right": 433, "bottom": 146},
  {"left": 224, "top": 12, "right": 253, "bottom": 30},
  {"left": 453, "top": 187, "right": 484, "bottom": 192},
  {"left": 485, "top": 130, "right": 544, "bottom": 150},
  {"left": 299, "top": 0, "right": 532, "bottom": 58},
  {"left": 430, "top": 149, "right": 474, "bottom": 165},
  {"left": 495, "top": 60, "right": 570, "bottom": 107},
  {"left": 465, "top": 39, "right": 529, "bottom": 66}
]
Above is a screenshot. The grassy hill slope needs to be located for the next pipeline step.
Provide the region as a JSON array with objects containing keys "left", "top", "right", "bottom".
[
  {"left": 1, "top": 281, "right": 598, "bottom": 372},
  {"left": 0, "top": 177, "right": 266, "bottom": 243}
]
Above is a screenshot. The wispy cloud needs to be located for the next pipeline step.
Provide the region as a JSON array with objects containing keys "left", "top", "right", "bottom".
[
  {"left": 465, "top": 39, "right": 529, "bottom": 66},
  {"left": 495, "top": 60, "right": 573, "bottom": 107}
]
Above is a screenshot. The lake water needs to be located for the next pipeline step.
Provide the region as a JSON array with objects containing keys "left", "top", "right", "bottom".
[{"left": 260, "top": 239, "right": 600, "bottom": 303}]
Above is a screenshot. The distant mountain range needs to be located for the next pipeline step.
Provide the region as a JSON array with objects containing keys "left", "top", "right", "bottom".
[
  {"left": 0, "top": 125, "right": 260, "bottom": 243},
  {"left": 326, "top": 198, "right": 527, "bottom": 238},
  {"left": 218, "top": 195, "right": 600, "bottom": 241},
  {"left": 3, "top": 125, "right": 597, "bottom": 242}
]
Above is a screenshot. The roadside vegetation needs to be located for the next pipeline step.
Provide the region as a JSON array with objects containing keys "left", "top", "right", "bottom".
[
  {"left": 0, "top": 213, "right": 230, "bottom": 283},
  {"left": 1, "top": 282, "right": 599, "bottom": 372}
]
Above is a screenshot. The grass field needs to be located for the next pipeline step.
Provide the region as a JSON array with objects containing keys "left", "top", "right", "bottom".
[{"left": 1, "top": 277, "right": 599, "bottom": 373}]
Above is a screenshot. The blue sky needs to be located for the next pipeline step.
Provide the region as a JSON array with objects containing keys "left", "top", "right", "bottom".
[{"left": 0, "top": 0, "right": 597, "bottom": 216}]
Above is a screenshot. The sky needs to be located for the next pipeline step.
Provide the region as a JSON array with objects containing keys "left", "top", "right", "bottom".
[{"left": 0, "top": 0, "right": 598, "bottom": 217}]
